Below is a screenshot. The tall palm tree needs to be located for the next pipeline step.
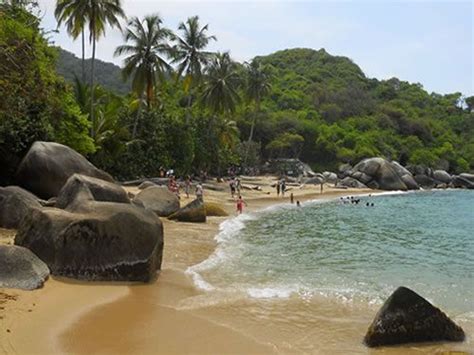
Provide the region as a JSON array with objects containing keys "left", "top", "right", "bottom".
[
  {"left": 55, "top": 0, "right": 89, "bottom": 82},
  {"left": 200, "top": 52, "right": 240, "bottom": 115},
  {"left": 171, "top": 15, "right": 216, "bottom": 116},
  {"left": 114, "top": 15, "right": 173, "bottom": 137},
  {"left": 87, "top": 0, "right": 125, "bottom": 135},
  {"left": 244, "top": 59, "right": 271, "bottom": 164}
]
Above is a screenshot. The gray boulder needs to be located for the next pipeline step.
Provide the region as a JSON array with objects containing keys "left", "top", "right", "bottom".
[
  {"left": 56, "top": 174, "right": 129, "bottom": 209},
  {"left": 459, "top": 173, "right": 474, "bottom": 183},
  {"left": 407, "top": 165, "right": 433, "bottom": 178},
  {"left": 16, "top": 141, "right": 113, "bottom": 199},
  {"left": 364, "top": 286, "right": 465, "bottom": 347},
  {"left": 415, "top": 174, "right": 436, "bottom": 188},
  {"left": 322, "top": 171, "right": 338, "bottom": 184},
  {"left": 169, "top": 198, "right": 206, "bottom": 223},
  {"left": 352, "top": 158, "right": 408, "bottom": 191},
  {"left": 0, "top": 186, "right": 42, "bottom": 229},
  {"left": 15, "top": 199, "right": 163, "bottom": 282},
  {"left": 351, "top": 171, "right": 373, "bottom": 184},
  {"left": 0, "top": 245, "right": 49, "bottom": 290},
  {"left": 452, "top": 175, "right": 474, "bottom": 189},
  {"left": 339, "top": 177, "right": 368, "bottom": 189},
  {"left": 133, "top": 186, "right": 180, "bottom": 217},
  {"left": 138, "top": 181, "right": 157, "bottom": 190},
  {"left": 433, "top": 170, "right": 452, "bottom": 184},
  {"left": 400, "top": 174, "right": 419, "bottom": 190}
]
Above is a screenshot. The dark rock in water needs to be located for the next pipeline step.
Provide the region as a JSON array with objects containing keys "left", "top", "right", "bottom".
[
  {"left": 0, "top": 186, "right": 42, "bottom": 229},
  {"left": 138, "top": 181, "right": 157, "bottom": 190},
  {"left": 132, "top": 186, "right": 180, "bottom": 217},
  {"left": 339, "top": 177, "right": 368, "bottom": 189},
  {"left": 452, "top": 175, "right": 474, "bottom": 189},
  {"left": 16, "top": 141, "right": 113, "bottom": 199},
  {"left": 0, "top": 245, "right": 49, "bottom": 290},
  {"left": 15, "top": 200, "right": 163, "bottom": 282},
  {"left": 433, "top": 170, "right": 452, "bottom": 184},
  {"left": 56, "top": 174, "right": 129, "bottom": 209},
  {"left": 169, "top": 199, "right": 206, "bottom": 223},
  {"left": 415, "top": 174, "right": 436, "bottom": 188},
  {"left": 364, "top": 286, "right": 465, "bottom": 347}
]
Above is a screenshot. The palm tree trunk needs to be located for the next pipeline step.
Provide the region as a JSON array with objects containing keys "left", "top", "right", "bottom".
[
  {"left": 81, "top": 29, "right": 85, "bottom": 82},
  {"left": 244, "top": 98, "right": 260, "bottom": 166},
  {"left": 132, "top": 92, "right": 144, "bottom": 139},
  {"left": 90, "top": 35, "right": 96, "bottom": 137}
]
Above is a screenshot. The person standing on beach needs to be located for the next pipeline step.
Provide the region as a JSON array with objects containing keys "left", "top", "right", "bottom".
[
  {"left": 281, "top": 179, "right": 286, "bottom": 197},
  {"left": 195, "top": 183, "right": 203, "bottom": 201},
  {"left": 184, "top": 175, "right": 191, "bottom": 198},
  {"left": 290, "top": 192, "right": 294, "bottom": 204},
  {"left": 236, "top": 178, "right": 241, "bottom": 195},
  {"left": 236, "top": 195, "right": 247, "bottom": 214},
  {"left": 229, "top": 178, "right": 236, "bottom": 198},
  {"left": 276, "top": 181, "right": 280, "bottom": 196},
  {"left": 320, "top": 182, "right": 324, "bottom": 194}
]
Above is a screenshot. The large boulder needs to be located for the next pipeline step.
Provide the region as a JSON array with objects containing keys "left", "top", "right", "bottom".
[
  {"left": 352, "top": 158, "right": 408, "bottom": 191},
  {"left": 138, "top": 181, "right": 157, "bottom": 190},
  {"left": 364, "top": 286, "right": 465, "bottom": 347},
  {"left": 414, "top": 174, "right": 436, "bottom": 189},
  {"left": 56, "top": 174, "right": 129, "bottom": 209},
  {"left": 339, "top": 177, "right": 368, "bottom": 189},
  {"left": 204, "top": 202, "right": 228, "bottom": 217},
  {"left": 132, "top": 186, "right": 180, "bottom": 217},
  {"left": 15, "top": 199, "right": 164, "bottom": 282},
  {"left": 452, "top": 175, "right": 474, "bottom": 189},
  {"left": 0, "top": 245, "right": 49, "bottom": 290},
  {"left": 459, "top": 173, "right": 474, "bottom": 183},
  {"left": 16, "top": 141, "right": 113, "bottom": 199},
  {"left": 261, "top": 158, "right": 316, "bottom": 177},
  {"left": 169, "top": 199, "right": 206, "bottom": 223},
  {"left": 322, "top": 171, "right": 338, "bottom": 184},
  {"left": 0, "top": 186, "right": 42, "bottom": 229},
  {"left": 433, "top": 170, "right": 452, "bottom": 184}
]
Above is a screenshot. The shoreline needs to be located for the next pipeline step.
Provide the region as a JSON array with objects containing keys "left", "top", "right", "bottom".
[{"left": 1, "top": 183, "right": 472, "bottom": 354}]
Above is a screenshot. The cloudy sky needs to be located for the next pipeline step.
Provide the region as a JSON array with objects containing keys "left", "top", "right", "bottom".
[{"left": 37, "top": 0, "right": 473, "bottom": 95}]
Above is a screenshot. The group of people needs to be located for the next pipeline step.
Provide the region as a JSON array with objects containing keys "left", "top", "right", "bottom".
[
  {"left": 229, "top": 177, "right": 242, "bottom": 198},
  {"left": 276, "top": 178, "right": 287, "bottom": 197},
  {"left": 167, "top": 175, "right": 203, "bottom": 201},
  {"left": 340, "top": 196, "right": 374, "bottom": 207}
]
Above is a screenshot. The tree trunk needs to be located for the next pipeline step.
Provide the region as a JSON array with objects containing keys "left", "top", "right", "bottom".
[
  {"left": 132, "top": 93, "right": 144, "bottom": 139},
  {"left": 90, "top": 35, "right": 96, "bottom": 137},
  {"left": 81, "top": 29, "right": 85, "bottom": 82},
  {"left": 244, "top": 97, "right": 260, "bottom": 166}
]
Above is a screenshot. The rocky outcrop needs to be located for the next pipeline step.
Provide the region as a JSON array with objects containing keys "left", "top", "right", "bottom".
[
  {"left": 0, "top": 186, "right": 42, "bottom": 229},
  {"left": 459, "top": 173, "right": 474, "bottom": 183},
  {"left": 304, "top": 175, "right": 325, "bottom": 185},
  {"left": 169, "top": 199, "right": 206, "bottom": 223},
  {"left": 433, "top": 170, "right": 452, "bottom": 184},
  {"left": 339, "top": 177, "right": 368, "bottom": 189},
  {"left": 452, "top": 175, "right": 474, "bottom": 189},
  {"left": 261, "top": 158, "right": 316, "bottom": 177},
  {"left": 15, "top": 141, "right": 113, "bottom": 199},
  {"left": 323, "top": 171, "right": 338, "bottom": 184},
  {"left": 56, "top": 174, "right": 129, "bottom": 209},
  {"left": 352, "top": 158, "right": 409, "bottom": 191},
  {"left": 204, "top": 202, "right": 228, "bottom": 217},
  {"left": 0, "top": 245, "right": 49, "bottom": 290},
  {"left": 15, "top": 198, "right": 164, "bottom": 282},
  {"left": 132, "top": 186, "right": 180, "bottom": 217},
  {"left": 414, "top": 174, "right": 436, "bottom": 189},
  {"left": 364, "top": 286, "right": 465, "bottom": 347}
]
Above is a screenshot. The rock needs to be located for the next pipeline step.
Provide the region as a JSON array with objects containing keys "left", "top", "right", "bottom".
[
  {"left": 0, "top": 245, "right": 49, "bottom": 290},
  {"left": 352, "top": 158, "right": 408, "bottom": 191},
  {"left": 433, "top": 170, "right": 452, "bottom": 184},
  {"left": 0, "top": 186, "right": 42, "bottom": 229},
  {"left": 138, "top": 181, "right": 157, "bottom": 190},
  {"left": 407, "top": 165, "right": 433, "bottom": 178},
  {"left": 15, "top": 200, "right": 163, "bottom": 282},
  {"left": 56, "top": 174, "right": 129, "bottom": 209},
  {"left": 459, "top": 173, "right": 474, "bottom": 183},
  {"left": 452, "top": 176, "right": 474, "bottom": 189},
  {"left": 400, "top": 174, "right": 419, "bottom": 190},
  {"left": 261, "top": 158, "right": 316, "bottom": 177},
  {"left": 16, "top": 141, "right": 113, "bottom": 199},
  {"left": 338, "top": 163, "right": 352, "bottom": 175},
  {"left": 390, "top": 161, "right": 412, "bottom": 177},
  {"left": 364, "top": 286, "right": 465, "bottom": 347},
  {"left": 339, "top": 177, "right": 368, "bottom": 189},
  {"left": 415, "top": 174, "right": 436, "bottom": 188},
  {"left": 132, "top": 186, "right": 180, "bottom": 217},
  {"left": 169, "top": 199, "right": 206, "bottom": 223},
  {"left": 322, "top": 171, "right": 338, "bottom": 184},
  {"left": 204, "top": 202, "right": 228, "bottom": 217},
  {"left": 351, "top": 171, "right": 373, "bottom": 184},
  {"left": 304, "top": 176, "right": 324, "bottom": 185}
]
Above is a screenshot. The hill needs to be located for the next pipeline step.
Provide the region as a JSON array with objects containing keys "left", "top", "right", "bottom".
[{"left": 55, "top": 48, "right": 131, "bottom": 95}]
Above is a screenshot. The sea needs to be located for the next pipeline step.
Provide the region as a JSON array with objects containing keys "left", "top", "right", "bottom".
[{"left": 186, "top": 189, "right": 474, "bottom": 353}]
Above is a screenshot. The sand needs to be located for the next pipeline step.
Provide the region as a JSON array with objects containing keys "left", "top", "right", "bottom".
[{"left": 0, "top": 179, "right": 471, "bottom": 354}]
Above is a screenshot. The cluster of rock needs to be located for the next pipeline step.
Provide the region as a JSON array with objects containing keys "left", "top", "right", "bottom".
[
  {"left": 261, "top": 158, "right": 316, "bottom": 177},
  {"left": 406, "top": 165, "right": 474, "bottom": 189}
]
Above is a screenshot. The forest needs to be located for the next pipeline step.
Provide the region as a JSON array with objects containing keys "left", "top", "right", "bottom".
[{"left": 1, "top": 0, "right": 473, "bottom": 184}]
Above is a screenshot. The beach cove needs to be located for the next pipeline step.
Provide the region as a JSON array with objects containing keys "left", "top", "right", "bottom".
[{"left": 1, "top": 181, "right": 472, "bottom": 354}]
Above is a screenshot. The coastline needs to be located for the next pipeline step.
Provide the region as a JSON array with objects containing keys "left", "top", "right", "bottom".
[{"left": 1, "top": 183, "right": 472, "bottom": 354}]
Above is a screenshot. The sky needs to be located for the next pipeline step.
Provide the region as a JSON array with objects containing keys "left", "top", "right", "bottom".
[{"left": 37, "top": 0, "right": 473, "bottom": 96}]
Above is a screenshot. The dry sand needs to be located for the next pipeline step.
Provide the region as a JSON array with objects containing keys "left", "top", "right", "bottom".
[{"left": 0, "top": 179, "right": 471, "bottom": 354}]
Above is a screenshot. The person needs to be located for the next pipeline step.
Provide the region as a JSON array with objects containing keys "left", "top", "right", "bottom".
[
  {"left": 320, "top": 182, "right": 324, "bottom": 194},
  {"left": 184, "top": 175, "right": 191, "bottom": 198},
  {"left": 229, "top": 178, "right": 236, "bottom": 198},
  {"left": 296, "top": 200, "right": 301, "bottom": 207},
  {"left": 235, "top": 178, "right": 241, "bottom": 195},
  {"left": 290, "top": 192, "right": 294, "bottom": 204},
  {"left": 236, "top": 195, "right": 247, "bottom": 214},
  {"left": 276, "top": 181, "right": 280, "bottom": 196},
  {"left": 281, "top": 179, "right": 286, "bottom": 197},
  {"left": 195, "top": 182, "right": 203, "bottom": 201}
]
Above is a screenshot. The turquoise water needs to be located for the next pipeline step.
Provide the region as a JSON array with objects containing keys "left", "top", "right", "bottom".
[{"left": 189, "top": 190, "right": 474, "bottom": 317}]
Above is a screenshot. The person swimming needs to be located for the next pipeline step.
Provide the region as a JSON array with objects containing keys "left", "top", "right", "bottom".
[{"left": 296, "top": 200, "right": 301, "bottom": 207}]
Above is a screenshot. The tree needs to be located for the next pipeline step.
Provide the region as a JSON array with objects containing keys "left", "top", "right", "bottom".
[
  {"left": 114, "top": 15, "right": 173, "bottom": 137},
  {"left": 244, "top": 59, "right": 271, "bottom": 164},
  {"left": 200, "top": 52, "right": 240, "bottom": 115},
  {"left": 86, "top": 0, "right": 125, "bottom": 136},
  {"left": 55, "top": 0, "right": 88, "bottom": 82},
  {"left": 171, "top": 15, "right": 216, "bottom": 118}
]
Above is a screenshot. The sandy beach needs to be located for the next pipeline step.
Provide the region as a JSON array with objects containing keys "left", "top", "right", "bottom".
[{"left": 1, "top": 179, "right": 471, "bottom": 354}]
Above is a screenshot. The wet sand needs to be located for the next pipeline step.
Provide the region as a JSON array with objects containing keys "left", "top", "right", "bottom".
[{"left": 1, "top": 180, "right": 471, "bottom": 354}]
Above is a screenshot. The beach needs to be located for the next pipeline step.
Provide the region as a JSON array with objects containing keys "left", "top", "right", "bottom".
[{"left": 0, "top": 179, "right": 472, "bottom": 354}]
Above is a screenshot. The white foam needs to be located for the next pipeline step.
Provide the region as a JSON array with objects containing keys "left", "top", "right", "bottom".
[{"left": 247, "top": 286, "right": 297, "bottom": 299}]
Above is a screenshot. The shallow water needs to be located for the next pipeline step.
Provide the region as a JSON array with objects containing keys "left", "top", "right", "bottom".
[{"left": 187, "top": 190, "right": 474, "bottom": 352}]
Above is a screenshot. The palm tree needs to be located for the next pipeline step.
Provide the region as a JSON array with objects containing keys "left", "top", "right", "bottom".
[
  {"left": 171, "top": 16, "right": 216, "bottom": 118},
  {"left": 244, "top": 59, "right": 271, "bottom": 164},
  {"left": 114, "top": 15, "right": 173, "bottom": 137},
  {"left": 87, "top": 0, "right": 125, "bottom": 136},
  {"left": 200, "top": 52, "right": 240, "bottom": 115},
  {"left": 55, "top": 0, "right": 89, "bottom": 82}
]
